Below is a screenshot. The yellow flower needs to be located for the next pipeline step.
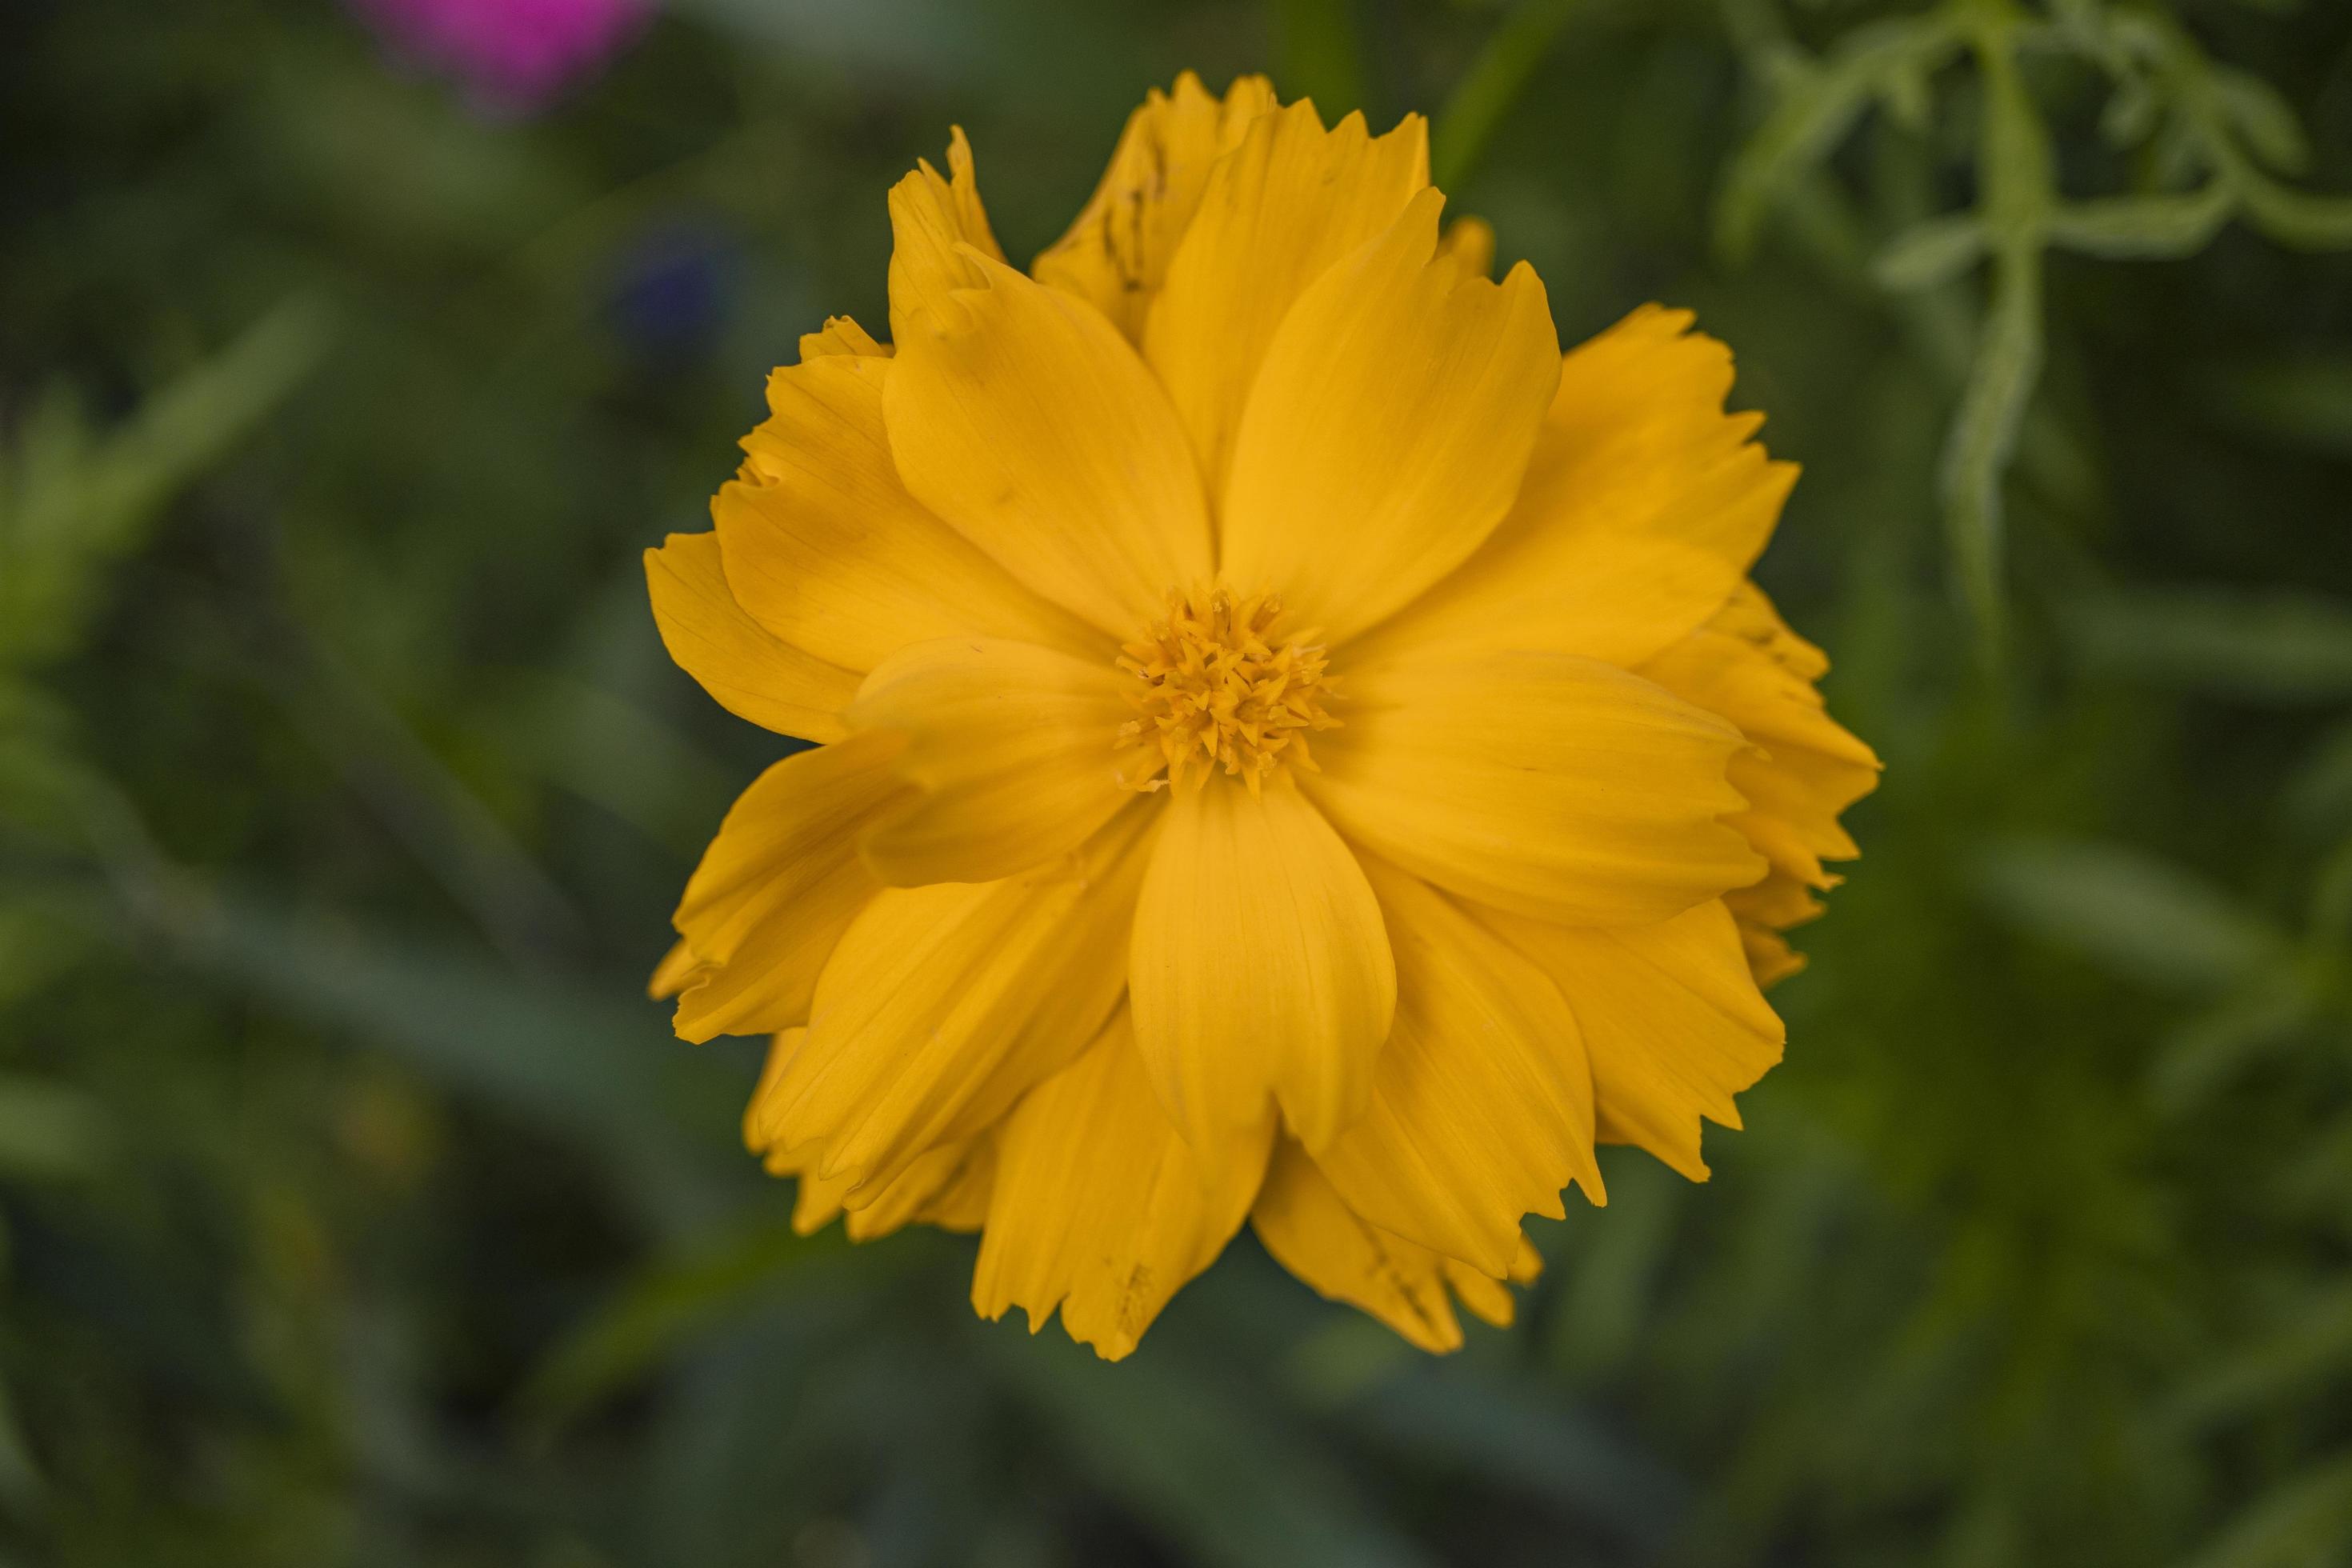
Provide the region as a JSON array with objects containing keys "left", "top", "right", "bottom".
[{"left": 645, "top": 74, "right": 1878, "bottom": 1359}]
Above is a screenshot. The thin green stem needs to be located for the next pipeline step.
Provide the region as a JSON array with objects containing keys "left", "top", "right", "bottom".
[{"left": 1432, "top": 0, "right": 1583, "bottom": 193}]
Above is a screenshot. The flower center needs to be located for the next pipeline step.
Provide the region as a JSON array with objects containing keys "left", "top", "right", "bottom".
[{"left": 1114, "top": 589, "right": 1339, "bottom": 794}]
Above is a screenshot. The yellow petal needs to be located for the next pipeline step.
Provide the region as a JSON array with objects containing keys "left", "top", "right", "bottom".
[
  {"left": 1218, "top": 188, "right": 1560, "bottom": 643},
  {"left": 1726, "top": 870, "right": 1825, "bottom": 988},
  {"left": 647, "top": 938, "right": 701, "bottom": 1001},
  {"left": 1251, "top": 1142, "right": 1525, "bottom": 1353},
  {"left": 799, "top": 315, "right": 889, "bottom": 360},
  {"left": 887, "top": 253, "right": 1214, "bottom": 638},
  {"left": 1143, "top": 99, "right": 1430, "bottom": 495},
  {"left": 1437, "top": 1233, "right": 1542, "bottom": 1328},
  {"left": 1305, "top": 650, "right": 1765, "bottom": 926},
  {"left": 743, "top": 1029, "right": 798, "bottom": 1154},
  {"left": 1639, "top": 584, "right": 1877, "bottom": 984},
  {"left": 973, "top": 1011, "right": 1272, "bottom": 1361},
  {"left": 766, "top": 1139, "right": 986, "bottom": 1241},
  {"left": 1435, "top": 214, "right": 1495, "bottom": 279},
  {"left": 742, "top": 1030, "right": 862, "bottom": 1234},
  {"left": 1639, "top": 583, "right": 1879, "bottom": 892},
  {"left": 1725, "top": 868, "right": 1825, "bottom": 931},
  {"left": 645, "top": 532, "right": 856, "bottom": 743},
  {"left": 723, "top": 350, "right": 1101, "bottom": 672},
  {"left": 848, "top": 636, "right": 1131, "bottom": 886},
  {"left": 1445, "top": 1258, "right": 1518, "bottom": 1330},
  {"left": 1314, "top": 860, "right": 1602, "bottom": 1276},
  {"left": 765, "top": 806, "right": 1154, "bottom": 1194},
  {"left": 750, "top": 1038, "right": 990, "bottom": 1242},
  {"left": 1128, "top": 778, "right": 1394, "bottom": 1151},
  {"left": 1033, "top": 72, "right": 1278, "bottom": 341},
  {"left": 886, "top": 126, "right": 1004, "bottom": 342},
  {"left": 666, "top": 733, "right": 906, "bottom": 1043},
  {"left": 846, "top": 1139, "right": 993, "bottom": 1239},
  {"left": 1731, "top": 908, "right": 1810, "bottom": 987},
  {"left": 1356, "top": 305, "right": 1794, "bottom": 673},
  {"left": 1479, "top": 898, "right": 1784, "bottom": 1181},
  {"left": 910, "top": 1138, "right": 996, "bottom": 1232}
]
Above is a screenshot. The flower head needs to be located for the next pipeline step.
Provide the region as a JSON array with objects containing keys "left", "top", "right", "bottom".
[
  {"left": 1114, "top": 589, "right": 1338, "bottom": 793},
  {"left": 646, "top": 74, "right": 1878, "bottom": 1358},
  {"left": 349, "top": 0, "right": 652, "bottom": 111}
]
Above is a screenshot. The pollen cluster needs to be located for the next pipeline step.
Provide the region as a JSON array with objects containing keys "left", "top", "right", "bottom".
[{"left": 1114, "top": 589, "right": 1339, "bottom": 794}]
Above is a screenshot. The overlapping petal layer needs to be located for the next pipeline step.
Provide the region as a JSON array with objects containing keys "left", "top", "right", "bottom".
[
  {"left": 746, "top": 1033, "right": 995, "bottom": 1238},
  {"left": 974, "top": 1010, "right": 1271, "bottom": 1359},
  {"left": 1304, "top": 650, "right": 1765, "bottom": 926},
  {"left": 886, "top": 126, "right": 1003, "bottom": 342},
  {"left": 720, "top": 348, "right": 1097, "bottom": 672},
  {"left": 1143, "top": 98, "right": 1430, "bottom": 494},
  {"left": 848, "top": 636, "right": 1131, "bottom": 885},
  {"left": 1355, "top": 306, "right": 1795, "bottom": 672},
  {"left": 1480, "top": 899, "right": 1784, "bottom": 1180},
  {"left": 1640, "top": 584, "right": 1882, "bottom": 981},
  {"left": 1312, "top": 859, "right": 1602, "bottom": 1275},
  {"left": 662, "top": 732, "right": 902, "bottom": 1042},
  {"left": 645, "top": 530, "right": 855, "bottom": 742},
  {"left": 1218, "top": 187, "right": 1561, "bottom": 642},
  {"left": 762, "top": 806, "right": 1152, "bottom": 1195},
  {"left": 1128, "top": 778, "right": 1394, "bottom": 1150},
  {"left": 888, "top": 254, "right": 1213, "bottom": 636},
  {"left": 1252, "top": 1141, "right": 1542, "bottom": 1354},
  {"left": 1034, "top": 72, "right": 1278, "bottom": 341}
]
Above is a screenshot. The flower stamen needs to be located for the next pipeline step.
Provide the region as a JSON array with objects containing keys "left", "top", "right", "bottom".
[{"left": 1114, "top": 589, "right": 1340, "bottom": 794}]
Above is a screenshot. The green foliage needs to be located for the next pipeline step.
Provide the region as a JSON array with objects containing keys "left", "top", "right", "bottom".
[
  {"left": 1715, "top": 0, "right": 2352, "bottom": 652},
  {"left": 2, "top": 0, "right": 2350, "bottom": 1564},
  {"left": 1430, "top": 0, "right": 1586, "bottom": 191},
  {"left": 0, "top": 299, "right": 331, "bottom": 670}
]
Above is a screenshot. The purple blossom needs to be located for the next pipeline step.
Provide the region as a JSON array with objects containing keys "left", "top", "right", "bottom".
[{"left": 349, "top": 0, "right": 654, "bottom": 113}]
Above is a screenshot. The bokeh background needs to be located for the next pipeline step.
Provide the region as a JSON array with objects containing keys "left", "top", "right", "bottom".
[{"left": 6, "top": 0, "right": 2352, "bottom": 1562}]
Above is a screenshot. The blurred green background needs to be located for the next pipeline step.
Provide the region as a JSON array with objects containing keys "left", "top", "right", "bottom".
[{"left": 6, "top": 0, "right": 2352, "bottom": 1562}]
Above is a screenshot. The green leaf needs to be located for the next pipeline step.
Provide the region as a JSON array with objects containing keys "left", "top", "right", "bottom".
[
  {"left": 2098, "top": 77, "right": 2161, "bottom": 149},
  {"left": 2148, "top": 986, "right": 2316, "bottom": 1111},
  {"left": 664, "top": 0, "right": 978, "bottom": 75},
  {"left": 2169, "top": 1285, "right": 2352, "bottom": 1433},
  {"left": 2309, "top": 830, "right": 2352, "bottom": 943},
  {"left": 2073, "top": 587, "right": 2352, "bottom": 704},
  {"left": 1545, "top": 1160, "right": 1686, "bottom": 1379},
  {"left": 1333, "top": 1366, "right": 1688, "bottom": 1554},
  {"left": 1974, "top": 838, "right": 2286, "bottom": 994},
  {"left": 157, "top": 888, "right": 745, "bottom": 1210},
  {"left": 994, "top": 1331, "right": 1435, "bottom": 1568},
  {"left": 1432, "top": 0, "right": 1582, "bottom": 193},
  {"left": 2046, "top": 186, "right": 2234, "bottom": 258},
  {"left": 2178, "top": 1449, "right": 2352, "bottom": 1568},
  {"left": 0, "top": 1074, "right": 108, "bottom": 1180},
  {"left": 2285, "top": 720, "right": 2352, "bottom": 827},
  {"left": 1938, "top": 242, "right": 2042, "bottom": 650},
  {"left": 2213, "top": 67, "right": 2310, "bottom": 174},
  {"left": 476, "top": 669, "right": 739, "bottom": 860},
  {"left": 0, "top": 682, "right": 118, "bottom": 846},
  {"left": 1932, "top": 38, "right": 2058, "bottom": 651},
  {"left": 1874, "top": 214, "right": 1990, "bottom": 290},
  {"left": 0, "top": 1378, "right": 42, "bottom": 1513},
  {"left": 0, "top": 894, "right": 87, "bottom": 1010},
  {"left": 1975, "top": 43, "right": 2055, "bottom": 238},
  {"left": 2204, "top": 356, "right": 2352, "bottom": 457},
  {"left": 520, "top": 1216, "right": 895, "bottom": 1430},
  {"left": 1714, "top": 14, "right": 1964, "bottom": 262},
  {"left": 0, "top": 296, "right": 334, "bottom": 670},
  {"left": 1274, "top": 0, "right": 1370, "bottom": 123},
  {"left": 2238, "top": 175, "right": 2352, "bottom": 251}
]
